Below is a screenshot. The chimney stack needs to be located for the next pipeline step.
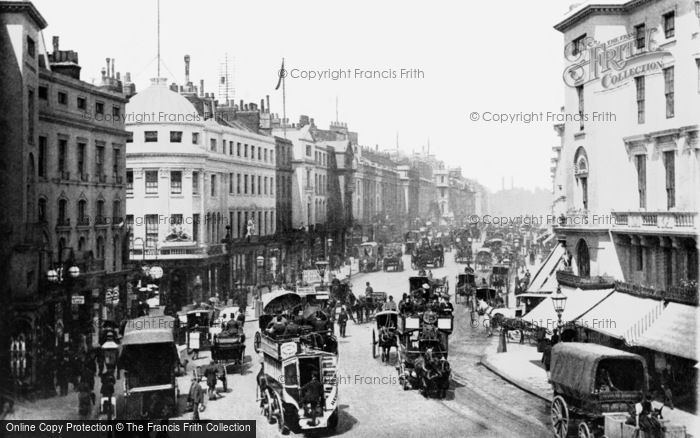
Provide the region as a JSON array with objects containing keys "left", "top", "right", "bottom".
[
  {"left": 105, "top": 58, "right": 110, "bottom": 77},
  {"left": 200, "top": 80, "right": 204, "bottom": 97},
  {"left": 184, "top": 55, "right": 190, "bottom": 84},
  {"left": 260, "top": 99, "right": 265, "bottom": 112},
  {"left": 111, "top": 58, "right": 115, "bottom": 78},
  {"left": 52, "top": 36, "right": 59, "bottom": 53},
  {"left": 266, "top": 95, "right": 270, "bottom": 114},
  {"left": 125, "top": 72, "right": 131, "bottom": 82}
]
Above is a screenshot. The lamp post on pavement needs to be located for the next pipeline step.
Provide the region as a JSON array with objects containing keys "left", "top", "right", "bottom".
[
  {"left": 315, "top": 260, "right": 328, "bottom": 289},
  {"left": 551, "top": 285, "right": 568, "bottom": 334},
  {"left": 255, "top": 255, "right": 264, "bottom": 318}
]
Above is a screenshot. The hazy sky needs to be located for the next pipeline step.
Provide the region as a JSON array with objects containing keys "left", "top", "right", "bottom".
[{"left": 33, "top": 0, "right": 572, "bottom": 192}]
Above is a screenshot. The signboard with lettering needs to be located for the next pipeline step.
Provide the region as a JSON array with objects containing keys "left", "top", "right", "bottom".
[
  {"left": 71, "top": 295, "right": 85, "bottom": 305},
  {"left": 303, "top": 270, "right": 322, "bottom": 284}
]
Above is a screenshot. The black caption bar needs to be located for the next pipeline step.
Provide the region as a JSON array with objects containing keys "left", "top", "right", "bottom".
[{"left": 1, "top": 420, "right": 256, "bottom": 437}]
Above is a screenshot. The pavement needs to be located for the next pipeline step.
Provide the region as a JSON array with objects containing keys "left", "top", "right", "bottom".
[{"left": 480, "top": 338, "right": 700, "bottom": 437}]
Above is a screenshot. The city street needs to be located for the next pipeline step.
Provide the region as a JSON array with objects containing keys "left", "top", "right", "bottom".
[{"left": 167, "top": 251, "right": 550, "bottom": 437}]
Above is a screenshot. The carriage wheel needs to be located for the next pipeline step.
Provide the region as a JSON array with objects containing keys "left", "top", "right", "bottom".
[
  {"left": 372, "top": 330, "right": 377, "bottom": 359},
  {"left": 265, "top": 388, "right": 277, "bottom": 424},
  {"left": 273, "top": 392, "right": 286, "bottom": 433},
  {"left": 577, "top": 422, "right": 591, "bottom": 438},
  {"left": 253, "top": 332, "right": 261, "bottom": 353},
  {"left": 550, "top": 395, "right": 569, "bottom": 438}
]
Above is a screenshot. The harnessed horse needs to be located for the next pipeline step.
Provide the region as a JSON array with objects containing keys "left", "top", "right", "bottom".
[
  {"left": 377, "top": 327, "right": 397, "bottom": 362},
  {"left": 413, "top": 348, "right": 451, "bottom": 398},
  {"left": 476, "top": 299, "right": 503, "bottom": 336}
]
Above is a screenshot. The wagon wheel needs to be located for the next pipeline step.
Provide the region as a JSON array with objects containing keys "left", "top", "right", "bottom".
[
  {"left": 577, "top": 422, "right": 591, "bottom": 438},
  {"left": 265, "top": 388, "right": 276, "bottom": 424},
  {"left": 259, "top": 385, "right": 271, "bottom": 418},
  {"left": 550, "top": 395, "right": 569, "bottom": 438},
  {"left": 372, "top": 330, "right": 377, "bottom": 359},
  {"left": 253, "top": 332, "right": 261, "bottom": 353},
  {"left": 273, "top": 391, "right": 287, "bottom": 433}
]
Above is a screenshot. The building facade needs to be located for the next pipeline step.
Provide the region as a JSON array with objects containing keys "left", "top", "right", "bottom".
[
  {"left": 554, "top": 0, "right": 699, "bottom": 403},
  {"left": 0, "top": 1, "right": 129, "bottom": 388}
]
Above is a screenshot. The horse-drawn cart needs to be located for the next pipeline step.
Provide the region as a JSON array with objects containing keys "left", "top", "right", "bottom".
[
  {"left": 550, "top": 343, "right": 687, "bottom": 438},
  {"left": 372, "top": 310, "right": 399, "bottom": 362}
]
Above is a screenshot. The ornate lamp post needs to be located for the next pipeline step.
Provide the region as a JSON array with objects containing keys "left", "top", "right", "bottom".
[
  {"left": 551, "top": 285, "right": 568, "bottom": 333},
  {"left": 315, "top": 260, "right": 328, "bottom": 289},
  {"left": 47, "top": 254, "right": 80, "bottom": 352},
  {"left": 255, "top": 255, "right": 265, "bottom": 318}
]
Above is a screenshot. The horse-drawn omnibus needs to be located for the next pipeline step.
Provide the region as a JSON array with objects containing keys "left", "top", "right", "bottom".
[
  {"left": 117, "top": 315, "right": 180, "bottom": 419},
  {"left": 254, "top": 292, "right": 339, "bottom": 433},
  {"left": 184, "top": 306, "right": 218, "bottom": 351},
  {"left": 382, "top": 243, "right": 405, "bottom": 272},
  {"left": 359, "top": 242, "right": 384, "bottom": 272},
  {"left": 395, "top": 277, "right": 453, "bottom": 398}
]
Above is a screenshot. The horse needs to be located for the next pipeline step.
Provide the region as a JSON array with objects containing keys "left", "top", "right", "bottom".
[
  {"left": 377, "top": 326, "right": 397, "bottom": 362},
  {"left": 413, "top": 348, "right": 450, "bottom": 398},
  {"left": 476, "top": 299, "right": 503, "bottom": 336}
]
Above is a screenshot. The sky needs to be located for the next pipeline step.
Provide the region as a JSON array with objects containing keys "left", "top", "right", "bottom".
[{"left": 32, "top": 0, "right": 573, "bottom": 192}]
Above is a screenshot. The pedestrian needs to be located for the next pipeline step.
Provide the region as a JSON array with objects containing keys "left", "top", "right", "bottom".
[
  {"left": 188, "top": 375, "right": 204, "bottom": 420},
  {"left": 236, "top": 306, "right": 246, "bottom": 327},
  {"left": 205, "top": 361, "right": 218, "bottom": 400},
  {"left": 191, "top": 325, "right": 201, "bottom": 360},
  {"left": 338, "top": 308, "right": 348, "bottom": 338},
  {"left": 99, "top": 371, "right": 116, "bottom": 418},
  {"left": 383, "top": 296, "right": 398, "bottom": 311},
  {"left": 300, "top": 372, "right": 324, "bottom": 426},
  {"left": 365, "top": 282, "right": 374, "bottom": 296},
  {"left": 57, "top": 354, "right": 69, "bottom": 396}
]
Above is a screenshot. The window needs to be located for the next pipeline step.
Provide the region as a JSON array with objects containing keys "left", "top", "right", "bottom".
[
  {"left": 96, "top": 236, "right": 105, "bottom": 260},
  {"left": 244, "top": 144, "right": 248, "bottom": 158},
  {"left": 229, "top": 173, "right": 234, "bottom": 194},
  {"left": 95, "top": 145, "right": 105, "bottom": 176},
  {"left": 58, "top": 199, "right": 67, "bottom": 224},
  {"left": 27, "top": 89, "right": 34, "bottom": 144},
  {"left": 58, "top": 138, "right": 67, "bottom": 174},
  {"left": 170, "top": 131, "right": 182, "bottom": 143},
  {"left": 126, "top": 131, "right": 133, "bottom": 143},
  {"left": 264, "top": 176, "right": 268, "bottom": 195},
  {"left": 635, "top": 76, "right": 645, "bottom": 124},
  {"left": 251, "top": 174, "right": 256, "bottom": 194},
  {"left": 96, "top": 199, "right": 105, "bottom": 223},
  {"left": 26, "top": 36, "right": 35, "bottom": 58},
  {"left": 664, "top": 150, "right": 675, "bottom": 209},
  {"left": 572, "top": 33, "right": 586, "bottom": 57},
  {"left": 258, "top": 176, "right": 262, "bottom": 195},
  {"left": 144, "top": 131, "right": 158, "bottom": 142},
  {"left": 38, "top": 136, "right": 46, "bottom": 177},
  {"left": 663, "top": 11, "right": 675, "bottom": 38},
  {"left": 77, "top": 97, "right": 86, "bottom": 110},
  {"left": 170, "top": 171, "right": 182, "bottom": 194},
  {"left": 237, "top": 174, "right": 241, "bottom": 194},
  {"left": 77, "top": 200, "right": 88, "bottom": 225},
  {"left": 77, "top": 142, "right": 86, "bottom": 177},
  {"left": 192, "top": 132, "right": 199, "bottom": 144},
  {"left": 258, "top": 147, "right": 261, "bottom": 160},
  {"left": 664, "top": 67, "right": 674, "bottom": 118},
  {"left": 145, "top": 215, "right": 159, "bottom": 248},
  {"left": 636, "top": 246, "right": 644, "bottom": 271},
  {"left": 112, "top": 105, "right": 120, "bottom": 118},
  {"left": 244, "top": 174, "right": 249, "bottom": 194},
  {"left": 112, "top": 148, "right": 120, "bottom": 175},
  {"left": 113, "top": 199, "right": 121, "bottom": 221},
  {"left": 126, "top": 169, "right": 133, "bottom": 194},
  {"left": 193, "top": 214, "right": 200, "bottom": 242},
  {"left": 635, "top": 24, "right": 645, "bottom": 49},
  {"left": 210, "top": 138, "right": 217, "bottom": 151},
  {"left": 237, "top": 142, "right": 241, "bottom": 156},
  {"left": 38, "top": 198, "right": 46, "bottom": 222},
  {"left": 38, "top": 86, "right": 47, "bottom": 100},
  {"left": 264, "top": 149, "right": 268, "bottom": 162},
  {"left": 576, "top": 85, "right": 584, "bottom": 130},
  {"left": 210, "top": 174, "right": 217, "bottom": 197},
  {"left": 635, "top": 155, "right": 646, "bottom": 208},
  {"left": 192, "top": 171, "right": 199, "bottom": 195},
  {"left": 580, "top": 177, "right": 588, "bottom": 210},
  {"left": 170, "top": 214, "right": 183, "bottom": 226},
  {"left": 229, "top": 141, "right": 233, "bottom": 155},
  {"left": 145, "top": 170, "right": 158, "bottom": 194},
  {"left": 95, "top": 101, "right": 104, "bottom": 115}
]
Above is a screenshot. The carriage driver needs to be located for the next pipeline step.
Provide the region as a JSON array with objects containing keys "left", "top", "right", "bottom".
[
  {"left": 266, "top": 314, "right": 288, "bottom": 337},
  {"left": 301, "top": 372, "right": 324, "bottom": 426},
  {"left": 383, "top": 295, "right": 398, "bottom": 311}
]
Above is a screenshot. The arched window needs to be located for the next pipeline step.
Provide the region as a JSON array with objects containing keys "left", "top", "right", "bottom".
[
  {"left": 112, "top": 200, "right": 121, "bottom": 221},
  {"left": 574, "top": 147, "right": 589, "bottom": 211},
  {"left": 112, "top": 235, "right": 119, "bottom": 271},
  {"left": 78, "top": 199, "right": 87, "bottom": 225},
  {"left": 38, "top": 198, "right": 47, "bottom": 222},
  {"left": 58, "top": 199, "right": 68, "bottom": 225},
  {"left": 576, "top": 238, "right": 590, "bottom": 277},
  {"left": 78, "top": 236, "right": 86, "bottom": 252}
]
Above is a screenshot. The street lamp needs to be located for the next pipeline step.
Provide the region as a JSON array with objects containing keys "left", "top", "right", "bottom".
[
  {"left": 255, "top": 255, "right": 265, "bottom": 318},
  {"left": 551, "top": 285, "right": 568, "bottom": 331},
  {"left": 315, "top": 260, "right": 328, "bottom": 288}
]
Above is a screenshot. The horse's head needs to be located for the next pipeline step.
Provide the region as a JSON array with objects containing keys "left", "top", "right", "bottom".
[{"left": 476, "top": 299, "right": 489, "bottom": 312}]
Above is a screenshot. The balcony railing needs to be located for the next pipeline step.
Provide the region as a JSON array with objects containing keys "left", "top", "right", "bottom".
[
  {"left": 556, "top": 269, "right": 616, "bottom": 290},
  {"left": 94, "top": 216, "right": 109, "bottom": 226},
  {"left": 615, "top": 280, "right": 698, "bottom": 306},
  {"left": 77, "top": 217, "right": 90, "bottom": 227},
  {"left": 56, "top": 218, "right": 70, "bottom": 228},
  {"left": 612, "top": 211, "right": 697, "bottom": 232}
]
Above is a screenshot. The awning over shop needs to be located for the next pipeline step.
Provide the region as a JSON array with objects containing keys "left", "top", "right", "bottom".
[
  {"left": 574, "top": 292, "right": 665, "bottom": 340},
  {"left": 631, "top": 302, "right": 699, "bottom": 362},
  {"left": 526, "top": 243, "right": 565, "bottom": 293},
  {"left": 522, "top": 286, "right": 614, "bottom": 333}
]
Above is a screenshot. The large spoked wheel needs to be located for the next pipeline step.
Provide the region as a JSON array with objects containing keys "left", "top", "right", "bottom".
[
  {"left": 551, "top": 395, "right": 569, "bottom": 438},
  {"left": 577, "top": 422, "right": 591, "bottom": 438},
  {"left": 253, "top": 332, "right": 261, "bottom": 353},
  {"left": 272, "top": 392, "right": 287, "bottom": 433},
  {"left": 260, "top": 387, "right": 272, "bottom": 422},
  {"left": 372, "top": 330, "right": 377, "bottom": 359}
]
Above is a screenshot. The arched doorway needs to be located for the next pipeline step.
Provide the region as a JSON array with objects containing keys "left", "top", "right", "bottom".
[{"left": 576, "top": 239, "right": 590, "bottom": 277}]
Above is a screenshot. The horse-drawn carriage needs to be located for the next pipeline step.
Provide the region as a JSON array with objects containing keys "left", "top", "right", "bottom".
[
  {"left": 405, "top": 230, "right": 421, "bottom": 254},
  {"left": 117, "top": 315, "right": 180, "bottom": 419},
  {"left": 372, "top": 310, "right": 399, "bottom": 362},
  {"left": 456, "top": 272, "right": 476, "bottom": 305},
  {"left": 549, "top": 343, "right": 686, "bottom": 438},
  {"left": 254, "top": 292, "right": 339, "bottom": 433},
  {"left": 432, "top": 276, "right": 449, "bottom": 297},
  {"left": 411, "top": 242, "right": 444, "bottom": 269},
  {"left": 184, "top": 306, "right": 218, "bottom": 351},
  {"left": 382, "top": 243, "right": 405, "bottom": 272},
  {"left": 395, "top": 277, "right": 453, "bottom": 398},
  {"left": 475, "top": 248, "right": 493, "bottom": 271},
  {"left": 359, "top": 242, "right": 384, "bottom": 272},
  {"left": 210, "top": 317, "right": 246, "bottom": 370}
]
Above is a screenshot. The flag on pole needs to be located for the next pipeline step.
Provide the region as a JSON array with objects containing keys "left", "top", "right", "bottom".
[{"left": 275, "top": 58, "right": 285, "bottom": 90}]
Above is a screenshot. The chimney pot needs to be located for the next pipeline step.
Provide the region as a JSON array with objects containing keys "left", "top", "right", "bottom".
[
  {"left": 111, "top": 58, "right": 115, "bottom": 78},
  {"left": 200, "top": 79, "right": 204, "bottom": 97},
  {"left": 184, "top": 54, "right": 190, "bottom": 84},
  {"left": 125, "top": 72, "right": 131, "bottom": 82},
  {"left": 260, "top": 99, "right": 265, "bottom": 112},
  {"left": 266, "top": 95, "right": 270, "bottom": 113},
  {"left": 52, "top": 36, "right": 59, "bottom": 53}
]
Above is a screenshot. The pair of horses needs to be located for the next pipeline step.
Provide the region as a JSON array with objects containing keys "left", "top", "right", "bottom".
[
  {"left": 475, "top": 299, "right": 531, "bottom": 341},
  {"left": 410, "top": 348, "right": 451, "bottom": 398}
]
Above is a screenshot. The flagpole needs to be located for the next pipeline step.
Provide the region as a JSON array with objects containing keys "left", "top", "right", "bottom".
[{"left": 282, "top": 57, "right": 287, "bottom": 139}]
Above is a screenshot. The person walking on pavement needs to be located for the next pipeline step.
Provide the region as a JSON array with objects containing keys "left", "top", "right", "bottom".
[
  {"left": 338, "top": 308, "right": 348, "bottom": 338},
  {"left": 57, "top": 353, "right": 70, "bottom": 396},
  {"left": 205, "top": 361, "right": 218, "bottom": 400},
  {"left": 188, "top": 375, "right": 204, "bottom": 421}
]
